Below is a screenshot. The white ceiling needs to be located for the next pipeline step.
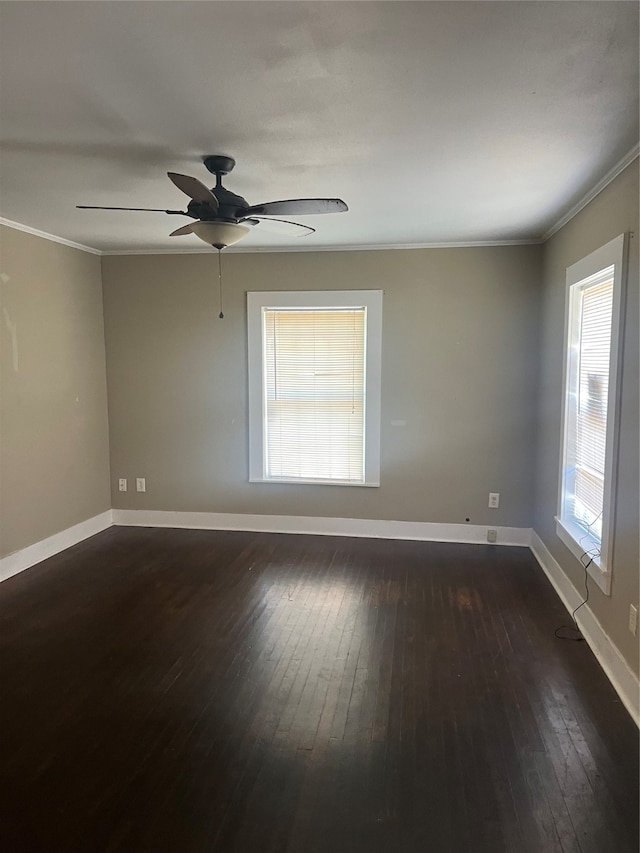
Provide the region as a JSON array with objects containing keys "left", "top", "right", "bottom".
[{"left": 0, "top": 1, "right": 638, "bottom": 253}]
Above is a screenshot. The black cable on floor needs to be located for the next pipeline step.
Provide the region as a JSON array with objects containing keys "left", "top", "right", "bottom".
[{"left": 554, "top": 555, "right": 592, "bottom": 642}]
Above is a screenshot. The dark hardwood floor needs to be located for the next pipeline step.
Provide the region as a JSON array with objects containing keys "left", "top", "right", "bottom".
[{"left": 0, "top": 527, "right": 637, "bottom": 852}]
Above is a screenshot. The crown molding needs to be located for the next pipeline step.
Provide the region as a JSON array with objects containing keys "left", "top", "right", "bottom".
[
  {"left": 0, "top": 217, "right": 101, "bottom": 255},
  {"left": 101, "top": 238, "right": 541, "bottom": 256},
  {"left": 542, "top": 142, "right": 640, "bottom": 242}
]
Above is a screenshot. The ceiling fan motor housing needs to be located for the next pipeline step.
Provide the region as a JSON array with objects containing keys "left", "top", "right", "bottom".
[{"left": 187, "top": 184, "right": 248, "bottom": 223}]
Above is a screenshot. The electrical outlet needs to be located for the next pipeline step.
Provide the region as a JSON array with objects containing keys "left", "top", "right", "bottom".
[
  {"left": 136, "top": 478, "right": 146, "bottom": 493},
  {"left": 118, "top": 478, "right": 127, "bottom": 492},
  {"left": 629, "top": 605, "right": 638, "bottom": 637},
  {"left": 488, "top": 492, "right": 500, "bottom": 508},
  {"left": 487, "top": 529, "right": 498, "bottom": 543}
]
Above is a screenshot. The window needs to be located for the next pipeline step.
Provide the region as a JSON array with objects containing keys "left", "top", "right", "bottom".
[
  {"left": 248, "top": 290, "right": 382, "bottom": 486},
  {"left": 557, "top": 234, "right": 627, "bottom": 594}
]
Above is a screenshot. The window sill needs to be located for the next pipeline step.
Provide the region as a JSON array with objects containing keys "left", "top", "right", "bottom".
[
  {"left": 555, "top": 516, "right": 611, "bottom": 595},
  {"left": 249, "top": 477, "right": 380, "bottom": 488}
]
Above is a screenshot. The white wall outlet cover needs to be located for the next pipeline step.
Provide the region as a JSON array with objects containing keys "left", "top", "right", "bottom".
[
  {"left": 118, "top": 479, "right": 127, "bottom": 492},
  {"left": 136, "top": 478, "right": 146, "bottom": 492},
  {"left": 488, "top": 492, "right": 500, "bottom": 508},
  {"left": 487, "top": 529, "right": 498, "bottom": 543}
]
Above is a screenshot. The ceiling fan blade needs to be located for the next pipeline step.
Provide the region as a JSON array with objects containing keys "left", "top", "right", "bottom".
[
  {"left": 167, "top": 172, "right": 219, "bottom": 208},
  {"left": 169, "top": 223, "right": 195, "bottom": 237},
  {"left": 244, "top": 216, "right": 315, "bottom": 237},
  {"left": 77, "top": 205, "right": 188, "bottom": 214},
  {"left": 243, "top": 198, "right": 348, "bottom": 217}
]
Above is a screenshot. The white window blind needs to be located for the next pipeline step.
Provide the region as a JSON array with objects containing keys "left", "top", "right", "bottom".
[
  {"left": 263, "top": 307, "right": 366, "bottom": 483},
  {"left": 570, "top": 271, "right": 614, "bottom": 540}
]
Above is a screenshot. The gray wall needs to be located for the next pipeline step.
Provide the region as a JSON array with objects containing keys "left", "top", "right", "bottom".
[
  {"left": 534, "top": 159, "right": 639, "bottom": 674},
  {"left": 102, "top": 245, "right": 541, "bottom": 527},
  {"left": 0, "top": 225, "right": 111, "bottom": 557}
]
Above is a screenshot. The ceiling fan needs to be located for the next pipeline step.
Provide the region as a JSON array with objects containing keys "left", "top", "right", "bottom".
[{"left": 77, "top": 154, "right": 348, "bottom": 248}]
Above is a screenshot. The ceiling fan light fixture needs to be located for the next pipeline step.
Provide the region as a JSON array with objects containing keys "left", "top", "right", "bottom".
[{"left": 190, "top": 220, "right": 250, "bottom": 248}]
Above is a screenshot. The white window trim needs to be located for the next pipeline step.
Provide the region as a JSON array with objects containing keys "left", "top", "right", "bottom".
[
  {"left": 247, "top": 290, "right": 383, "bottom": 487},
  {"left": 556, "top": 233, "right": 627, "bottom": 595}
]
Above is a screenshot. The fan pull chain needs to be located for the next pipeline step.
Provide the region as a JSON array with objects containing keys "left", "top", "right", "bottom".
[{"left": 217, "top": 248, "right": 224, "bottom": 319}]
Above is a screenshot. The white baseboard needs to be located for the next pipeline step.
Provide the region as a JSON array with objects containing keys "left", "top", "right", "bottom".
[
  {"left": 0, "top": 510, "right": 113, "bottom": 583},
  {"left": 0, "top": 509, "right": 531, "bottom": 587},
  {"left": 112, "top": 508, "right": 531, "bottom": 546},
  {"left": 530, "top": 530, "right": 639, "bottom": 727}
]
